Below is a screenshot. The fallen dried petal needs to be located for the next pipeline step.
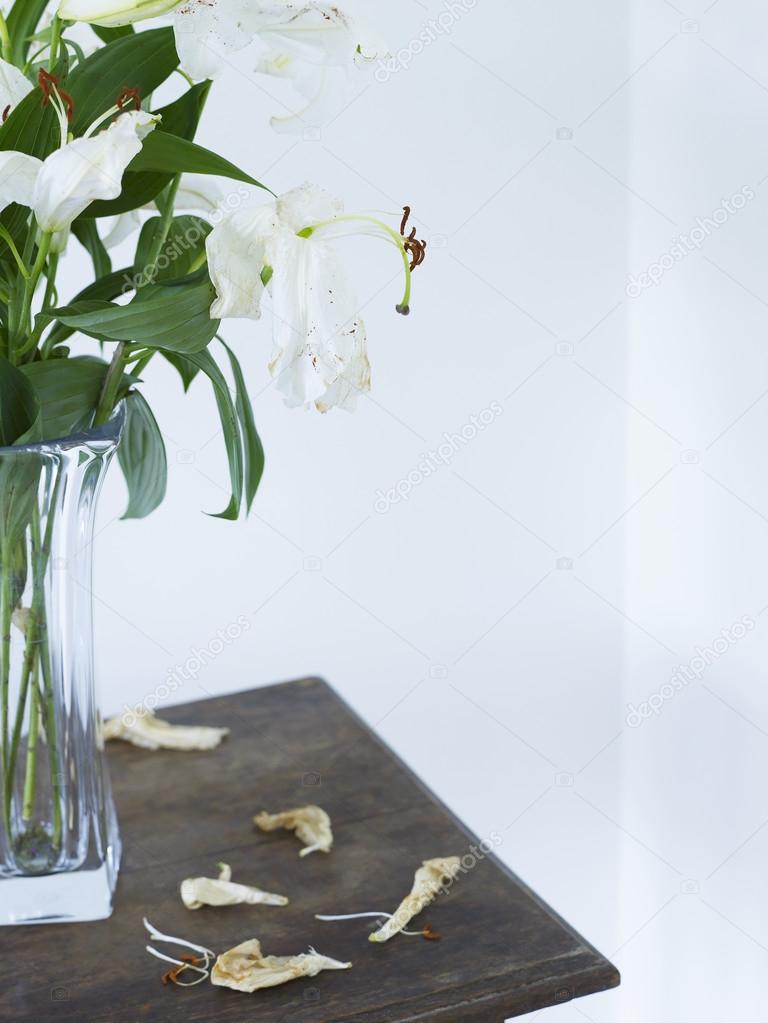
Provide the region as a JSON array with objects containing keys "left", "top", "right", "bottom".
[
  {"left": 180, "top": 862, "right": 288, "bottom": 910},
  {"left": 102, "top": 707, "right": 228, "bottom": 751},
  {"left": 369, "top": 857, "right": 461, "bottom": 943},
  {"left": 254, "top": 805, "right": 333, "bottom": 856},
  {"left": 211, "top": 939, "right": 351, "bottom": 993}
]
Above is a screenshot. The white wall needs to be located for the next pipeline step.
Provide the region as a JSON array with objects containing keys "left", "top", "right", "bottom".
[{"left": 63, "top": 1, "right": 768, "bottom": 1019}]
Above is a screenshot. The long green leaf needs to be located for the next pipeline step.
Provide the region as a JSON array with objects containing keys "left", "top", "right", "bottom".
[
  {"left": 220, "top": 339, "right": 264, "bottom": 511},
  {"left": 19, "top": 356, "right": 108, "bottom": 438},
  {"left": 177, "top": 349, "right": 244, "bottom": 520},
  {"left": 117, "top": 390, "right": 166, "bottom": 519},
  {"left": 130, "top": 132, "right": 269, "bottom": 191},
  {"left": 66, "top": 28, "right": 178, "bottom": 136},
  {"left": 72, "top": 219, "right": 112, "bottom": 278},
  {"left": 50, "top": 275, "right": 219, "bottom": 353},
  {"left": 42, "top": 268, "right": 134, "bottom": 349},
  {"left": 134, "top": 214, "right": 210, "bottom": 284},
  {"left": 0, "top": 355, "right": 39, "bottom": 445},
  {"left": 7, "top": 0, "right": 50, "bottom": 63}
]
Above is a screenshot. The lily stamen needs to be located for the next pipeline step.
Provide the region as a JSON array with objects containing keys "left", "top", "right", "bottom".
[
  {"left": 38, "top": 69, "right": 74, "bottom": 147},
  {"left": 116, "top": 86, "right": 141, "bottom": 111}
]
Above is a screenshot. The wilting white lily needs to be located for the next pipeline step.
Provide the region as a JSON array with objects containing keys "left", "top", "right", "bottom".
[
  {"left": 0, "top": 57, "right": 33, "bottom": 116},
  {"left": 0, "top": 79, "right": 158, "bottom": 234},
  {"left": 252, "top": 5, "right": 387, "bottom": 134},
  {"left": 58, "top": 0, "right": 385, "bottom": 130},
  {"left": 205, "top": 183, "right": 425, "bottom": 412}
]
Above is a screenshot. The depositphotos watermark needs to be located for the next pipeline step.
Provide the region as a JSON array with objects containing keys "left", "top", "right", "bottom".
[
  {"left": 123, "top": 184, "right": 251, "bottom": 292},
  {"left": 375, "top": 0, "right": 477, "bottom": 82},
  {"left": 118, "top": 614, "right": 251, "bottom": 726},
  {"left": 374, "top": 401, "right": 503, "bottom": 513},
  {"left": 625, "top": 186, "right": 755, "bottom": 297},
  {"left": 625, "top": 615, "right": 755, "bottom": 727}
]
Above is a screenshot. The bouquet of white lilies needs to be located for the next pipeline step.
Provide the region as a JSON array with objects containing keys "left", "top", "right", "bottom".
[{"left": 0, "top": 0, "right": 426, "bottom": 519}]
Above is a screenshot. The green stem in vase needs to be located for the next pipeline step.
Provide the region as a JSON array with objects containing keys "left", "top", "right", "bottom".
[
  {"left": 21, "top": 661, "right": 39, "bottom": 821},
  {"left": 0, "top": 538, "right": 11, "bottom": 783}
]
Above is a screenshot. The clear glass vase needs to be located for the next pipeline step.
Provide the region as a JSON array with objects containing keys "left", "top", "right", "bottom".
[{"left": 0, "top": 407, "right": 124, "bottom": 924}]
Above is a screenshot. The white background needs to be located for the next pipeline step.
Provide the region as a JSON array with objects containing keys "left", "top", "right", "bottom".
[{"left": 64, "top": 1, "right": 768, "bottom": 1019}]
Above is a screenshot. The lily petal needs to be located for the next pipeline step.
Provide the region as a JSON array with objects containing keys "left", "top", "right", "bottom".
[
  {"left": 205, "top": 205, "right": 279, "bottom": 319},
  {"left": 33, "top": 110, "right": 158, "bottom": 233},
  {"left": 0, "top": 152, "right": 43, "bottom": 215},
  {"left": 0, "top": 58, "right": 34, "bottom": 114},
  {"left": 267, "top": 230, "right": 370, "bottom": 411},
  {"left": 57, "top": 0, "right": 182, "bottom": 28}
]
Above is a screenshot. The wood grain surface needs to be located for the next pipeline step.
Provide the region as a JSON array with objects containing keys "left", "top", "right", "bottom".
[{"left": 1, "top": 677, "right": 619, "bottom": 1022}]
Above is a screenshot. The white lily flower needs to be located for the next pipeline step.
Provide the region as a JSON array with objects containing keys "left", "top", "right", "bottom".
[
  {"left": 0, "top": 57, "right": 33, "bottom": 116},
  {"left": 253, "top": 5, "right": 387, "bottom": 134},
  {"left": 0, "top": 106, "right": 158, "bottom": 234},
  {"left": 58, "top": 0, "right": 385, "bottom": 131},
  {"left": 58, "top": 0, "right": 180, "bottom": 27},
  {"left": 205, "top": 183, "right": 425, "bottom": 412}
]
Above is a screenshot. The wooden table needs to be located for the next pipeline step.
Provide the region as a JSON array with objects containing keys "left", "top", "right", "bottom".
[{"left": 3, "top": 678, "right": 619, "bottom": 1022}]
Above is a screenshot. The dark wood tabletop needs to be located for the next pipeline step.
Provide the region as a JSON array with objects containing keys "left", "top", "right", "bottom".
[{"left": 2, "top": 677, "right": 619, "bottom": 1022}]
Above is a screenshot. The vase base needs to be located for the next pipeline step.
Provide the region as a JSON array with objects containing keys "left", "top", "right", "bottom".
[{"left": 0, "top": 847, "right": 120, "bottom": 925}]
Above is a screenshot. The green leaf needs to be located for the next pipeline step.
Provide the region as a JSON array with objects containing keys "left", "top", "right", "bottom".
[
  {"left": 162, "top": 350, "right": 200, "bottom": 391},
  {"left": 85, "top": 82, "right": 211, "bottom": 218},
  {"left": 117, "top": 390, "right": 167, "bottom": 519},
  {"left": 130, "top": 131, "right": 269, "bottom": 191},
  {"left": 19, "top": 356, "right": 108, "bottom": 439},
  {"left": 175, "top": 349, "right": 244, "bottom": 520},
  {"left": 0, "top": 75, "right": 57, "bottom": 157},
  {"left": 220, "top": 339, "right": 264, "bottom": 511},
  {"left": 7, "top": 0, "right": 50, "bottom": 63},
  {"left": 92, "top": 24, "right": 134, "bottom": 44},
  {"left": 66, "top": 28, "right": 179, "bottom": 137},
  {"left": 0, "top": 355, "right": 39, "bottom": 446},
  {"left": 40, "top": 269, "right": 134, "bottom": 350},
  {"left": 49, "top": 275, "right": 219, "bottom": 354},
  {"left": 72, "top": 219, "right": 112, "bottom": 278},
  {"left": 134, "top": 214, "right": 210, "bottom": 284}
]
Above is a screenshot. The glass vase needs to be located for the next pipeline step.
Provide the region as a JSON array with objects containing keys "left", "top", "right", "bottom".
[{"left": 0, "top": 407, "right": 124, "bottom": 924}]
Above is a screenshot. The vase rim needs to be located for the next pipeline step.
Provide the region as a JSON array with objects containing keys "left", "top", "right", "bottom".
[{"left": 0, "top": 401, "right": 126, "bottom": 457}]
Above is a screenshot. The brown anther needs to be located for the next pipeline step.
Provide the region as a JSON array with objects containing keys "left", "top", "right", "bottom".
[
  {"left": 2, "top": 105, "right": 10, "bottom": 123},
  {"left": 160, "top": 955, "right": 202, "bottom": 986},
  {"left": 399, "top": 205, "right": 427, "bottom": 271},
  {"left": 38, "top": 68, "right": 74, "bottom": 121},
  {"left": 421, "top": 923, "right": 441, "bottom": 941},
  {"left": 116, "top": 86, "right": 141, "bottom": 111}
]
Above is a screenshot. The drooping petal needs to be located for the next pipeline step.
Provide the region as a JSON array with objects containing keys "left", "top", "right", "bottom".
[
  {"left": 211, "top": 939, "right": 351, "bottom": 993},
  {"left": 174, "top": 172, "right": 226, "bottom": 213},
  {"left": 253, "top": 5, "right": 387, "bottom": 133},
  {"left": 181, "top": 863, "right": 289, "bottom": 909},
  {"left": 369, "top": 857, "right": 462, "bottom": 943},
  {"left": 58, "top": 0, "right": 183, "bottom": 28},
  {"left": 172, "top": 0, "right": 274, "bottom": 80},
  {"left": 101, "top": 706, "right": 229, "bottom": 750},
  {"left": 33, "top": 110, "right": 158, "bottom": 232},
  {"left": 254, "top": 805, "right": 333, "bottom": 856},
  {"left": 0, "top": 151, "right": 43, "bottom": 215},
  {"left": 266, "top": 231, "right": 370, "bottom": 411},
  {"left": 100, "top": 209, "right": 143, "bottom": 249},
  {"left": 257, "top": 5, "right": 384, "bottom": 67},
  {"left": 0, "top": 58, "right": 33, "bottom": 115},
  {"left": 205, "top": 204, "right": 279, "bottom": 319}
]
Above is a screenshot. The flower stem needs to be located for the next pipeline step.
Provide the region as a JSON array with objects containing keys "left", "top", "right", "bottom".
[
  {"left": 48, "top": 15, "right": 62, "bottom": 69},
  {"left": 21, "top": 661, "right": 39, "bottom": 821},
  {"left": 0, "top": 13, "right": 12, "bottom": 65}
]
